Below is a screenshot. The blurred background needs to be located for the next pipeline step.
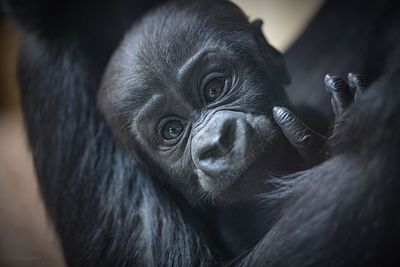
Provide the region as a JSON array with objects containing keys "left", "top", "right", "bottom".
[{"left": 0, "top": 1, "right": 323, "bottom": 266}]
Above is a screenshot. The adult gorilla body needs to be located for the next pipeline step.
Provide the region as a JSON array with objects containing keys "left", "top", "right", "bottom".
[{"left": 4, "top": 0, "right": 400, "bottom": 266}]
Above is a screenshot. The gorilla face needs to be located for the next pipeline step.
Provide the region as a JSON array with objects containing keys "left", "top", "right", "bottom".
[{"left": 99, "top": 0, "right": 299, "bottom": 203}]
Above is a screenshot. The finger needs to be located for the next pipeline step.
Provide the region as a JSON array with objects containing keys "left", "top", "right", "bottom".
[
  {"left": 273, "top": 106, "right": 326, "bottom": 165},
  {"left": 325, "top": 74, "right": 353, "bottom": 118},
  {"left": 348, "top": 73, "right": 368, "bottom": 101}
]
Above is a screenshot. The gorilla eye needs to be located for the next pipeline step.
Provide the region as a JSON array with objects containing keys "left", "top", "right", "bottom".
[
  {"left": 162, "top": 120, "right": 184, "bottom": 140},
  {"left": 204, "top": 78, "right": 225, "bottom": 103}
]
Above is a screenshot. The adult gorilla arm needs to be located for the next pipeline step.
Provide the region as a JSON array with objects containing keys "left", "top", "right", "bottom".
[
  {"left": 4, "top": 1, "right": 216, "bottom": 266},
  {"left": 241, "top": 70, "right": 400, "bottom": 266},
  {"left": 285, "top": 0, "right": 400, "bottom": 119}
]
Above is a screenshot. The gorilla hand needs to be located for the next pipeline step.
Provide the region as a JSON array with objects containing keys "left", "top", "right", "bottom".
[{"left": 272, "top": 73, "right": 368, "bottom": 166}]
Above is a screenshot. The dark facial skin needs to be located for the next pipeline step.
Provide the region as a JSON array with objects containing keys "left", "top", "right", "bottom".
[{"left": 98, "top": 0, "right": 304, "bottom": 205}]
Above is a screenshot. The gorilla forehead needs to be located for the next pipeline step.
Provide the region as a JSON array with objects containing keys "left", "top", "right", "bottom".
[
  {"left": 121, "top": 1, "right": 254, "bottom": 82},
  {"left": 100, "top": 0, "right": 257, "bottom": 128},
  {"left": 129, "top": 0, "right": 253, "bottom": 67}
]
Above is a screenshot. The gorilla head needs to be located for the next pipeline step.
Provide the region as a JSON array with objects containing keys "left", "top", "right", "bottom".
[{"left": 98, "top": 0, "right": 300, "bottom": 203}]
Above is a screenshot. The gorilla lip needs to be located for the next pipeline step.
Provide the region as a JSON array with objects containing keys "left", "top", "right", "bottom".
[{"left": 195, "top": 168, "right": 240, "bottom": 198}]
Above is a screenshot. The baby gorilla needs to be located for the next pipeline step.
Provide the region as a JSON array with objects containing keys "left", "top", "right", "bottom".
[
  {"left": 98, "top": 0, "right": 368, "bottom": 256},
  {"left": 98, "top": 0, "right": 338, "bottom": 204}
]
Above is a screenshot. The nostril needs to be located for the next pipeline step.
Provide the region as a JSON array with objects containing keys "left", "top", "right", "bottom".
[
  {"left": 198, "top": 146, "right": 220, "bottom": 161},
  {"left": 219, "top": 119, "right": 236, "bottom": 149}
]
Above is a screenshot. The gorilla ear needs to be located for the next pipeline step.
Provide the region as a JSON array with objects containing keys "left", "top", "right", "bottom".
[{"left": 251, "top": 19, "right": 291, "bottom": 85}]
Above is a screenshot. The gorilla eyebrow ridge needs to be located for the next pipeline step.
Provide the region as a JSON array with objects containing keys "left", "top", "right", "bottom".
[
  {"left": 176, "top": 48, "right": 211, "bottom": 82},
  {"left": 131, "top": 94, "right": 163, "bottom": 129}
]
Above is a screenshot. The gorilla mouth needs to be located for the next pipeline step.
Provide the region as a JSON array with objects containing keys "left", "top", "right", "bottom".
[
  {"left": 195, "top": 147, "right": 274, "bottom": 201},
  {"left": 195, "top": 167, "right": 240, "bottom": 197}
]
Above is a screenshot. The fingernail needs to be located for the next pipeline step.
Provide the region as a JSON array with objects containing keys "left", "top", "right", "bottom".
[
  {"left": 324, "top": 74, "right": 334, "bottom": 92},
  {"left": 324, "top": 73, "right": 332, "bottom": 82},
  {"left": 273, "top": 106, "right": 281, "bottom": 113},
  {"left": 272, "top": 106, "right": 289, "bottom": 123}
]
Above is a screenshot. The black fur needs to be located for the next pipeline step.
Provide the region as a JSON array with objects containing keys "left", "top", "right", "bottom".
[
  {"left": 4, "top": 0, "right": 400, "bottom": 266},
  {"left": 5, "top": 0, "right": 217, "bottom": 266},
  {"left": 241, "top": 70, "right": 400, "bottom": 266},
  {"left": 285, "top": 0, "right": 400, "bottom": 120}
]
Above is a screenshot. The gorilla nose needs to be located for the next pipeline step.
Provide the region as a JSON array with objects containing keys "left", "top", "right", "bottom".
[
  {"left": 192, "top": 112, "right": 250, "bottom": 177},
  {"left": 197, "top": 119, "right": 236, "bottom": 162}
]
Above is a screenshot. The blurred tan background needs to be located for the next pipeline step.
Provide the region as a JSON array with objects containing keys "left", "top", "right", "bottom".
[{"left": 0, "top": 1, "right": 323, "bottom": 266}]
